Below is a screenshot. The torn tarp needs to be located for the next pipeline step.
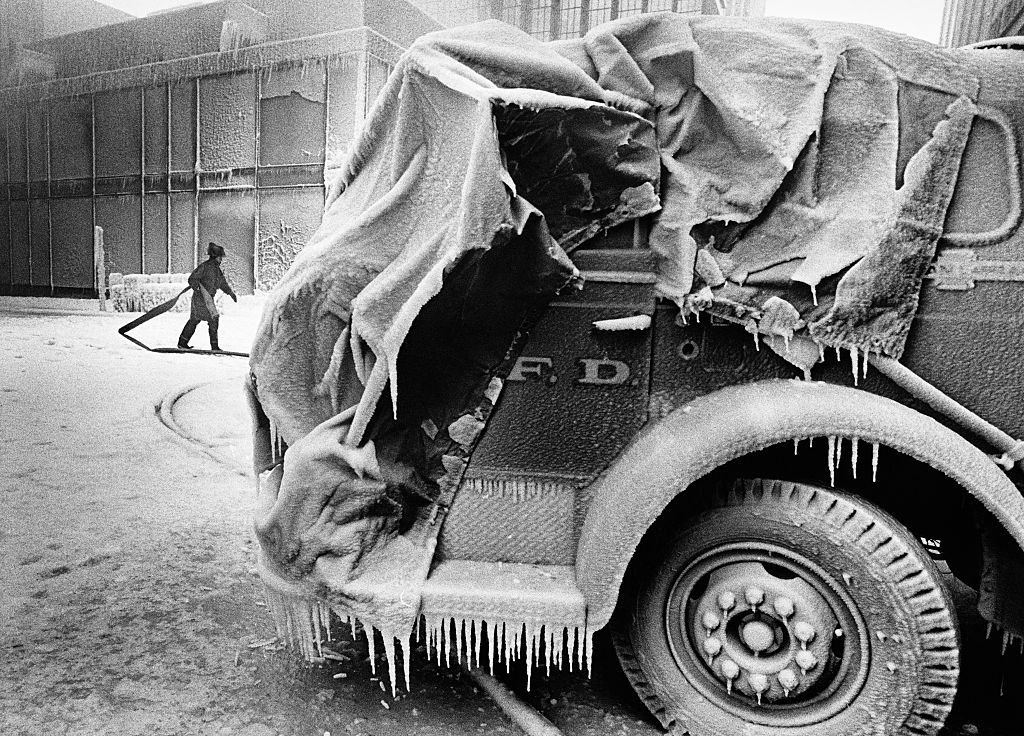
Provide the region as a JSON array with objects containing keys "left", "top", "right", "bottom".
[{"left": 247, "top": 14, "right": 980, "bottom": 684}]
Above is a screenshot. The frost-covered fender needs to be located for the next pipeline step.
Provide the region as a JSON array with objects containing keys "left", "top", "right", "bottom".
[{"left": 577, "top": 378, "right": 1024, "bottom": 631}]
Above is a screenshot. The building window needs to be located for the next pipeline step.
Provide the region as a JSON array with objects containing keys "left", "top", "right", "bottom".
[
  {"left": 588, "top": 0, "right": 614, "bottom": 29},
  {"left": 619, "top": 0, "right": 647, "bottom": 17},
  {"left": 499, "top": 0, "right": 525, "bottom": 26},
  {"left": 528, "top": 0, "right": 555, "bottom": 39},
  {"left": 558, "top": 0, "right": 585, "bottom": 38}
]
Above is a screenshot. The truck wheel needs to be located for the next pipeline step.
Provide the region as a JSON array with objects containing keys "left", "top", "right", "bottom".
[{"left": 613, "top": 478, "right": 959, "bottom": 736}]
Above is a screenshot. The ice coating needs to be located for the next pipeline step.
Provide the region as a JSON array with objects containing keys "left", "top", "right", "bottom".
[
  {"left": 245, "top": 14, "right": 983, "bottom": 688},
  {"left": 826, "top": 436, "right": 837, "bottom": 487},
  {"left": 851, "top": 436, "right": 859, "bottom": 479},
  {"left": 264, "top": 586, "right": 593, "bottom": 694}
]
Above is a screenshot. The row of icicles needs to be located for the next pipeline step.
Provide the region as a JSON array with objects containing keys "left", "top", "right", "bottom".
[
  {"left": 264, "top": 587, "right": 593, "bottom": 697},
  {"left": 794, "top": 434, "right": 881, "bottom": 487}
]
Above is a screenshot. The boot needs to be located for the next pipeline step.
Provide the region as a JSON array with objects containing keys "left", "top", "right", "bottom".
[
  {"left": 178, "top": 318, "right": 199, "bottom": 349},
  {"left": 209, "top": 317, "right": 220, "bottom": 351}
]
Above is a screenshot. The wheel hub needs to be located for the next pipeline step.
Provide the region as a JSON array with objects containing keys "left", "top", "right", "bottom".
[{"left": 665, "top": 545, "right": 868, "bottom": 724}]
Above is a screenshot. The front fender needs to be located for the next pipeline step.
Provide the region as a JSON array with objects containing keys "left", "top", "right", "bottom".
[{"left": 577, "top": 379, "right": 1024, "bottom": 631}]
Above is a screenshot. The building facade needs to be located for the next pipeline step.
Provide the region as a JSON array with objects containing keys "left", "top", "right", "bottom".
[
  {"left": 941, "top": 0, "right": 1024, "bottom": 46},
  {"left": 0, "top": 0, "right": 439, "bottom": 297},
  {"left": 413, "top": 0, "right": 764, "bottom": 41}
]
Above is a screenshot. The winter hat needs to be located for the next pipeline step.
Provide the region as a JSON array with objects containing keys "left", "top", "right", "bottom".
[{"left": 208, "top": 242, "right": 226, "bottom": 258}]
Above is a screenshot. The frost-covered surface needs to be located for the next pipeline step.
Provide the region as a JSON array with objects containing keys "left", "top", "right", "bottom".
[{"left": 247, "top": 14, "right": 986, "bottom": 690}]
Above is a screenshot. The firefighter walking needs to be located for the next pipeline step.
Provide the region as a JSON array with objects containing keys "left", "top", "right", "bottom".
[{"left": 178, "top": 242, "right": 238, "bottom": 351}]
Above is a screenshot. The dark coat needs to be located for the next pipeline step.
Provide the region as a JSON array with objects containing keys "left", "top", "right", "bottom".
[{"left": 188, "top": 259, "right": 236, "bottom": 322}]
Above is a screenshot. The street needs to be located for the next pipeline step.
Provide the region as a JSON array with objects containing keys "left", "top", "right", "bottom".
[{"left": 0, "top": 303, "right": 1018, "bottom": 736}]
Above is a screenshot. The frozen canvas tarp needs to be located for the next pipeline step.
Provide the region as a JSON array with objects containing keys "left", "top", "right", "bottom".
[{"left": 247, "top": 14, "right": 980, "bottom": 683}]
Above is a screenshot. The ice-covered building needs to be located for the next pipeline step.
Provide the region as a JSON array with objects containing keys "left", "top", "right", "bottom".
[
  {"left": 0, "top": 0, "right": 440, "bottom": 297},
  {"left": 412, "top": 0, "right": 764, "bottom": 40}
]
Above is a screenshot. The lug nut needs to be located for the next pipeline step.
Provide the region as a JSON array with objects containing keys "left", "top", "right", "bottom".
[
  {"left": 794, "top": 621, "right": 816, "bottom": 647},
  {"left": 778, "top": 668, "right": 799, "bottom": 696},
  {"left": 748, "top": 673, "right": 769, "bottom": 705},
  {"left": 795, "top": 649, "right": 818, "bottom": 674},
  {"left": 703, "top": 637, "right": 723, "bottom": 660},
  {"left": 702, "top": 611, "right": 721, "bottom": 633},
  {"left": 773, "top": 596, "right": 795, "bottom": 619},
  {"left": 718, "top": 591, "right": 736, "bottom": 612},
  {"left": 745, "top": 586, "right": 765, "bottom": 610},
  {"left": 720, "top": 659, "right": 739, "bottom": 695}
]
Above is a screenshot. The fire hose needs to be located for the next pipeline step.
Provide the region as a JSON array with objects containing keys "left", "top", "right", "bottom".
[{"left": 117, "top": 286, "right": 249, "bottom": 357}]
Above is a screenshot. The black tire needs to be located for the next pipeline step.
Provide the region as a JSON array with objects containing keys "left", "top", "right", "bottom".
[{"left": 613, "top": 478, "right": 960, "bottom": 736}]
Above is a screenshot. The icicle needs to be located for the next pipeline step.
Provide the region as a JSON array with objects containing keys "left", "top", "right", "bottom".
[
  {"left": 455, "top": 617, "right": 464, "bottom": 666},
  {"left": 793, "top": 437, "right": 800, "bottom": 455},
  {"left": 826, "top": 436, "right": 836, "bottom": 487},
  {"left": 851, "top": 437, "right": 859, "bottom": 479},
  {"left": 364, "top": 620, "right": 377, "bottom": 676},
  {"left": 311, "top": 602, "right": 324, "bottom": 657},
  {"left": 444, "top": 617, "right": 452, "bottom": 669},
  {"left": 488, "top": 621, "right": 497, "bottom": 675},
  {"left": 472, "top": 619, "right": 481, "bottom": 669},
  {"left": 850, "top": 346, "right": 859, "bottom": 386},
  {"left": 872, "top": 442, "right": 879, "bottom": 483},
  {"left": 382, "top": 635, "right": 398, "bottom": 697},
  {"left": 504, "top": 623, "right": 513, "bottom": 673},
  {"left": 752, "top": 329, "right": 760, "bottom": 351},
  {"left": 403, "top": 633, "right": 411, "bottom": 692},
  {"left": 546, "top": 627, "right": 553, "bottom": 676},
  {"left": 836, "top": 436, "right": 843, "bottom": 469},
  {"left": 818, "top": 341, "right": 825, "bottom": 362},
  {"left": 862, "top": 347, "right": 870, "bottom": 379},
  {"left": 349, "top": 614, "right": 357, "bottom": 641},
  {"left": 526, "top": 624, "right": 536, "bottom": 691},
  {"left": 585, "top": 626, "right": 595, "bottom": 678},
  {"left": 810, "top": 284, "right": 818, "bottom": 306},
  {"left": 834, "top": 346, "right": 842, "bottom": 362}
]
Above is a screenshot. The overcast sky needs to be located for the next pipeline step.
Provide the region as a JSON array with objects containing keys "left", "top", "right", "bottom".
[{"left": 96, "top": 0, "right": 946, "bottom": 43}]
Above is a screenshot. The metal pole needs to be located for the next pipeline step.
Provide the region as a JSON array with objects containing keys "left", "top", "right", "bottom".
[
  {"left": 462, "top": 666, "right": 564, "bottom": 736},
  {"left": 5, "top": 109, "right": 13, "bottom": 291},
  {"left": 140, "top": 87, "right": 146, "bottom": 274},
  {"left": 25, "top": 107, "right": 31, "bottom": 287},
  {"left": 323, "top": 56, "right": 331, "bottom": 186},
  {"left": 166, "top": 82, "right": 171, "bottom": 273},
  {"left": 94, "top": 225, "right": 106, "bottom": 311},
  {"left": 253, "top": 69, "right": 261, "bottom": 293},
  {"left": 193, "top": 77, "right": 200, "bottom": 268},
  {"left": 45, "top": 101, "right": 53, "bottom": 294},
  {"left": 91, "top": 93, "right": 97, "bottom": 295}
]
